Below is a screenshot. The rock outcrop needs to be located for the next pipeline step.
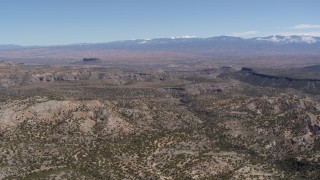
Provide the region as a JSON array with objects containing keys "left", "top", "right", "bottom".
[{"left": 233, "top": 67, "right": 320, "bottom": 94}]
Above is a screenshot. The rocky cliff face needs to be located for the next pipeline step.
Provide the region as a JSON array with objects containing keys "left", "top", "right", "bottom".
[
  {"left": 233, "top": 67, "right": 320, "bottom": 94},
  {"left": 0, "top": 67, "right": 161, "bottom": 88}
]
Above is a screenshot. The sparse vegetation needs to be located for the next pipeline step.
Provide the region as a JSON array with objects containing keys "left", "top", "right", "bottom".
[{"left": 0, "top": 62, "right": 320, "bottom": 179}]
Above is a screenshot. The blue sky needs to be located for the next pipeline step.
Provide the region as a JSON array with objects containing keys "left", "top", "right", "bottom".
[{"left": 0, "top": 0, "right": 319, "bottom": 45}]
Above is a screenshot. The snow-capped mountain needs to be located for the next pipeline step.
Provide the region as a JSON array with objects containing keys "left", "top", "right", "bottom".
[
  {"left": 253, "top": 35, "right": 318, "bottom": 44},
  {"left": 170, "top": 36, "right": 197, "bottom": 39},
  {"left": 123, "top": 35, "right": 320, "bottom": 47},
  {"left": 1, "top": 35, "right": 319, "bottom": 52}
]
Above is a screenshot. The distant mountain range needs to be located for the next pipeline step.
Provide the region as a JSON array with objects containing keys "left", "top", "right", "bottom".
[
  {"left": 1, "top": 35, "right": 320, "bottom": 52},
  {"left": 0, "top": 44, "right": 24, "bottom": 50}
]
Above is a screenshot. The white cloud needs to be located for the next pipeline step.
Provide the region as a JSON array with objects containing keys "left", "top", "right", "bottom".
[
  {"left": 292, "top": 24, "right": 320, "bottom": 29},
  {"left": 230, "top": 31, "right": 259, "bottom": 37},
  {"left": 279, "top": 31, "right": 320, "bottom": 37}
]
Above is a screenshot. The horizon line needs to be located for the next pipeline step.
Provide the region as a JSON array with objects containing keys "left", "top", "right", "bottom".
[{"left": 1, "top": 34, "right": 319, "bottom": 47}]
